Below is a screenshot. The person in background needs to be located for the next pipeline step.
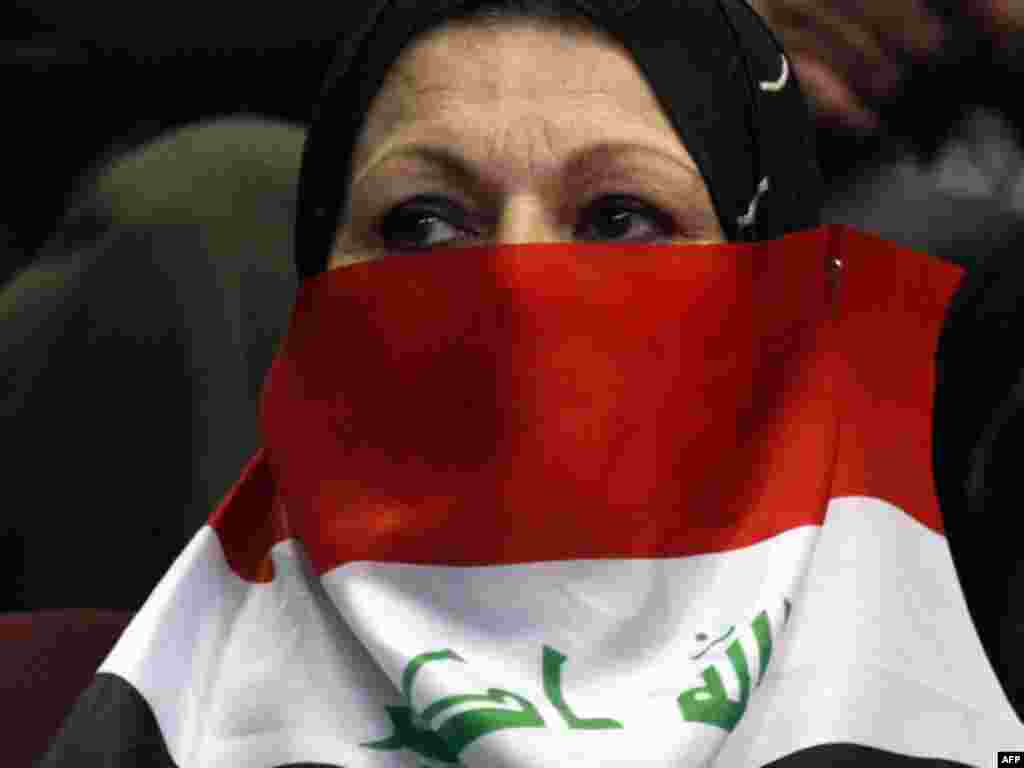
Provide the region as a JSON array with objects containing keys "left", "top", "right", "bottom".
[
  {"left": 0, "top": 118, "right": 302, "bottom": 612},
  {"left": 755, "top": 0, "right": 1024, "bottom": 265}
]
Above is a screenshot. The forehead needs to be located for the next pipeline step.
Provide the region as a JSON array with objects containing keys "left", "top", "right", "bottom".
[{"left": 361, "top": 18, "right": 676, "bottom": 140}]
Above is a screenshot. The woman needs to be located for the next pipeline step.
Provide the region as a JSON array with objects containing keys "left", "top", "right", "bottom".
[{"left": 40, "top": 1, "right": 1024, "bottom": 766}]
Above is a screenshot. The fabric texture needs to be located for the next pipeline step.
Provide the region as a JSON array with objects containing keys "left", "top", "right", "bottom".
[{"left": 38, "top": 225, "right": 1024, "bottom": 767}]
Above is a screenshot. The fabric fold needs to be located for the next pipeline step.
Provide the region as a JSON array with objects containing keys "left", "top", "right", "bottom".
[{"left": 41, "top": 226, "right": 1024, "bottom": 767}]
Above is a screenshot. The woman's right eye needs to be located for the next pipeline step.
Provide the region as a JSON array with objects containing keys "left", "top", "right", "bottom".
[{"left": 375, "top": 197, "right": 476, "bottom": 251}]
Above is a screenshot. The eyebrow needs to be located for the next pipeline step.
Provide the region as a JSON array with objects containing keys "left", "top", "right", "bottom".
[{"left": 352, "top": 140, "right": 705, "bottom": 197}]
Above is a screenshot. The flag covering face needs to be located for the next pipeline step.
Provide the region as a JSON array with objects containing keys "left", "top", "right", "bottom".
[
  {"left": 262, "top": 228, "right": 837, "bottom": 571},
  {"left": 44, "top": 225, "right": 1024, "bottom": 767}
]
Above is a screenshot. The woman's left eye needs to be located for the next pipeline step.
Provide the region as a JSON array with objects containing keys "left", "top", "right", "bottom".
[{"left": 576, "top": 195, "right": 676, "bottom": 242}]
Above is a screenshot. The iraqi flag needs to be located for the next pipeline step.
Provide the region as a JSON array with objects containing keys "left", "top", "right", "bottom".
[{"left": 40, "top": 225, "right": 1024, "bottom": 766}]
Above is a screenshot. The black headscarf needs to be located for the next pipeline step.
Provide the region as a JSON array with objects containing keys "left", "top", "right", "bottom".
[{"left": 294, "top": 0, "right": 823, "bottom": 280}]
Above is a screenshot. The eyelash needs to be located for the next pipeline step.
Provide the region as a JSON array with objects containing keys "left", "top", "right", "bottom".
[{"left": 373, "top": 193, "right": 679, "bottom": 251}]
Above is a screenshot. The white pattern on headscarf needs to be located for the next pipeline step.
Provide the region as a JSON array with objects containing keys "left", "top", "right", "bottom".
[
  {"left": 759, "top": 54, "right": 789, "bottom": 92},
  {"left": 738, "top": 176, "right": 771, "bottom": 229}
]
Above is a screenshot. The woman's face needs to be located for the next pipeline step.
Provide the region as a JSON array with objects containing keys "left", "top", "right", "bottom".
[{"left": 330, "top": 17, "right": 725, "bottom": 268}]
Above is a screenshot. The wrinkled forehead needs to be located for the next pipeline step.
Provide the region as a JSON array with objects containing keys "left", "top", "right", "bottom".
[{"left": 358, "top": 17, "right": 675, "bottom": 141}]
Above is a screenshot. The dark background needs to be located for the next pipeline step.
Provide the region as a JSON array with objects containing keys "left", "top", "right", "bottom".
[{"left": 3, "top": 1, "right": 345, "bottom": 286}]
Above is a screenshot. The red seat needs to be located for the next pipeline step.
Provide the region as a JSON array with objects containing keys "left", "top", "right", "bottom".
[{"left": 0, "top": 609, "right": 134, "bottom": 768}]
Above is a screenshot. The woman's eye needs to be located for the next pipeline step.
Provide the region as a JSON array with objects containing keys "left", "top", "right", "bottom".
[
  {"left": 576, "top": 195, "right": 676, "bottom": 242},
  {"left": 376, "top": 197, "right": 475, "bottom": 250},
  {"left": 374, "top": 193, "right": 676, "bottom": 250}
]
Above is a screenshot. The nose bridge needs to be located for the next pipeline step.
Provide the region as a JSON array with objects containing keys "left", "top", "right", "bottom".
[
  {"left": 495, "top": 194, "right": 562, "bottom": 244},
  {"left": 492, "top": 110, "right": 565, "bottom": 244}
]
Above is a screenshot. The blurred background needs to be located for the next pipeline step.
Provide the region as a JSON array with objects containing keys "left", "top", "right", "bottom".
[{"left": 3, "top": 0, "right": 1024, "bottom": 614}]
